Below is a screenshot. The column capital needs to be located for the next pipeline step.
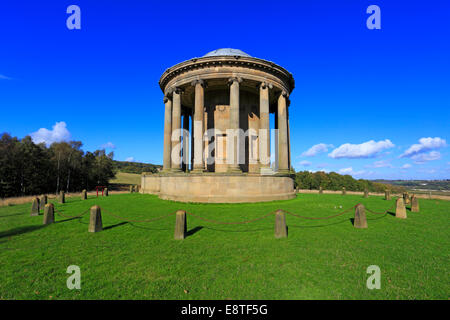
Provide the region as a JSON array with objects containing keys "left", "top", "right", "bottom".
[
  {"left": 259, "top": 81, "right": 273, "bottom": 90},
  {"left": 168, "top": 86, "right": 184, "bottom": 95},
  {"left": 163, "top": 96, "right": 171, "bottom": 103},
  {"left": 190, "top": 79, "right": 205, "bottom": 87},
  {"left": 228, "top": 77, "right": 243, "bottom": 85},
  {"left": 280, "top": 90, "right": 289, "bottom": 98}
]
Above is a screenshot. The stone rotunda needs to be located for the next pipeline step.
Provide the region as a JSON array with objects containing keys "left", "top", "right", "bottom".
[{"left": 141, "top": 48, "right": 296, "bottom": 203}]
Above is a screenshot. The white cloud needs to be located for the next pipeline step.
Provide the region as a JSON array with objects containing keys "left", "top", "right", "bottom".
[
  {"left": 365, "top": 160, "right": 392, "bottom": 168},
  {"left": 299, "top": 160, "right": 312, "bottom": 167},
  {"left": 101, "top": 142, "right": 116, "bottom": 149},
  {"left": 0, "top": 74, "right": 12, "bottom": 80},
  {"left": 30, "top": 121, "right": 71, "bottom": 146},
  {"left": 125, "top": 157, "right": 135, "bottom": 162},
  {"left": 400, "top": 137, "right": 447, "bottom": 158},
  {"left": 411, "top": 151, "right": 441, "bottom": 164},
  {"left": 339, "top": 167, "right": 353, "bottom": 174},
  {"left": 301, "top": 143, "right": 334, "bottom": 157},
  {"left": 328, "top": 139, "right": 395, "bottom": 159},
  {"left": 418, "top": 168, "right": 437, "bottom": 174},
  {"left": 401, "top": 163, "right": 412, "bottom": 169},
  {"left": 338, "top": 167, "right": 366, "bottom": 176}
]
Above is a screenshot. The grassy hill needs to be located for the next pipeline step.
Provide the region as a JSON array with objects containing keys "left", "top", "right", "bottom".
[
  {"left": 110, "top": 171, "right": 141, "bottom": 185},
  {"left": 113, "top": 160, "right": 161, "bottom": 174},
  {"left": 0, "top": 193, "right": 448, "bottom": 299}
]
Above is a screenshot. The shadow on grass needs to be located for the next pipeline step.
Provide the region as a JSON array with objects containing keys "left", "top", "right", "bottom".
[
  {"left": 186, "top": 226, "right": 203, "bottom": 237},
  {"left": 289, "top": 218, "right": 350, "bottom": 229},
  {"left": 103, "top": 221, "right": 128, "bottom": 230},
  {"left": 366, "top": 213, "right": 388, "bottom": 221},
  {"left": 128, "top": 222, "right": 170, "bottom": 231},
  {"left": 202, "top": 226, "right": 272, "bottom": 233},
  {"left": 55, "top": 217, "right": 82, "bottom": 223},
  {"left": 387, "top": 211, "right": 396, "bottom": 217},
  {"left": 0, "top": 212, "right": 27, "bottom": 219},
  {"left": 0, "top": 225, "right": 46, "bottom": 239}
]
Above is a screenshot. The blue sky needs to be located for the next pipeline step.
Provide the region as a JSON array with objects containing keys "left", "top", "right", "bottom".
[{"left": 0, "top": 0, "right": 449, "bottom": 179}]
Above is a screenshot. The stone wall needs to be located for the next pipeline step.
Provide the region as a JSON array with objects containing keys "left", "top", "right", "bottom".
[{"left": 141, "top": 173, "right": 295, "bottom": 203}]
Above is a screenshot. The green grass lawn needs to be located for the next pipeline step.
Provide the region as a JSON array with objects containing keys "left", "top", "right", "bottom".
[
  {"left": 110, "top": 171, "right": 141, "bottom": 185},
  {"left": 0, "top": 193, "right": 448, "bottom": 300}
]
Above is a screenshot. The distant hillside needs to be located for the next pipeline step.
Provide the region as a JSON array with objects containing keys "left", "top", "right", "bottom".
[
  {"left": 373, "top": 180, "right": 450, "bottom": 191},
  {"left": 110, "top": 171, "right": 141, "bottom": 185},
  {"left": 295, "top": 171, "right": 405, "bottom": 193},
  {"left": 113, "top": 160, "right": 161, "bottom": 174}
]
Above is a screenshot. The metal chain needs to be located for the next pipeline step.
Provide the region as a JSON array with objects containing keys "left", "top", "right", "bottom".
[
  {"left": 54, "top": 207, "right": 90, "bottom": 219},
  {"left": 100, "top": 207, "right": 176, "bottom": 223},
  {"left": 365, "top": 202, "right": 396, "bottom": 215},
  {"left": 282, "top": 205, "right": 357, "bottom": 220},
  {"left": 185, "top": 210, "right": 276, "bottom": 225},
  {"left": 49, "top": 201, "right": 396, "bottom": 225}
]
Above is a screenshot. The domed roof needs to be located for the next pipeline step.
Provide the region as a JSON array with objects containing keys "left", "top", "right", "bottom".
[{"left": 203, "top": 48, "right": 251, "bottom": 58}]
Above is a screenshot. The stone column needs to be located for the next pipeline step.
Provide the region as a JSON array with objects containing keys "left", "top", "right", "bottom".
[
  {"left": 277, "top": 90, "right": 289, "bottom": 174},
  {"left": 162, "top": 96, "right": 172, "bottom": 171},
  {"left": 182, "top": 110, "right": 190, "bottom": 171},
  {"left": 259, "top": 82, "right": 271, "bottom": 173},
  {"left": 171, "top": 88, "right": 182, "bottom": 172},
  {"left": 227, "top": 77, "right": 242, "bottom": 173},
  {"left": 192, "top": 79, "right": 205, "bottom": 173}
]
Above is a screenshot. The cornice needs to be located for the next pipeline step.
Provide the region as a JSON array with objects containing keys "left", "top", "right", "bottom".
[{"left": 159, "top": 56, "right": 295, "bottom": 94}]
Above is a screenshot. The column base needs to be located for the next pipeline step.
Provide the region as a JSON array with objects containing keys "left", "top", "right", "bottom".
[
  {"left": 277, "top": 169, "right": 291, "bottom": 175},
  {"left": 227, "top": 166, "right": 242, "bottom": 174},
  {"left": 260, "top": 167, "right": 275, "bottom": 175}
]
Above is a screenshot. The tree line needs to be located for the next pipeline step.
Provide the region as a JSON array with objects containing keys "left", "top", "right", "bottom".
[
  {"left": 0, "top": 133, "right": 116, "bottom": 198},
  {"left": 114, "top": 160, "right": 161, "bottom": 174},
  {"left": 294, "top": 171, "right": 404, "bottom": 193}
]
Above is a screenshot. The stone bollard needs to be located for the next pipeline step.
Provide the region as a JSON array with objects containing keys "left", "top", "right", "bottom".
[
  {"left": 136, "top": 185, "right": 140, "bottom": 192},
  {"left": 43, "top": 203, "right": 55, "bottom": 225},
  {"left": 104, "top": 188, "right": 109, "bottom": 197},
  {"left": 342, "top": 187, "right": 346, "bottom": 195},
  {"left": 354, "top": 204, "right": 367, "bottom": 229},
  {"left": 39, "top": 195, "right": 47, "bottom": 211},
  {"left": 174, "top": 210, "right": 187, "bottom": 240},
  {"left": 364, "top": 189, "right": 369, "bottom": 198},
  {"left": 296, "top": 187, "right": 299, "bottom": 193},
  {"left": 274, "top": 210, "right": 288, "bottom": 238},
  {"left": 385, "top": 190, "right": 391, "bottom": 200},
  {"left": 411, "top": 195, "right": 420, "bottom": 212},
  {"left": 88, "top": 205, "right": 103, "bottom": 233},
  {"left": 59, "top": 191, "right": 65, "bottom": 204},
  {"left": 395, "top": 198, "right": 407, "bottom": 219},
  {"left": 319, "top": 186, "right": 323, "bottom": 194},
  {"left": 31, "top": 197, "right": 40, "bottom": 216},
  {"left": 403, "top": 192, "right": 410, "bottom": 205}
]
